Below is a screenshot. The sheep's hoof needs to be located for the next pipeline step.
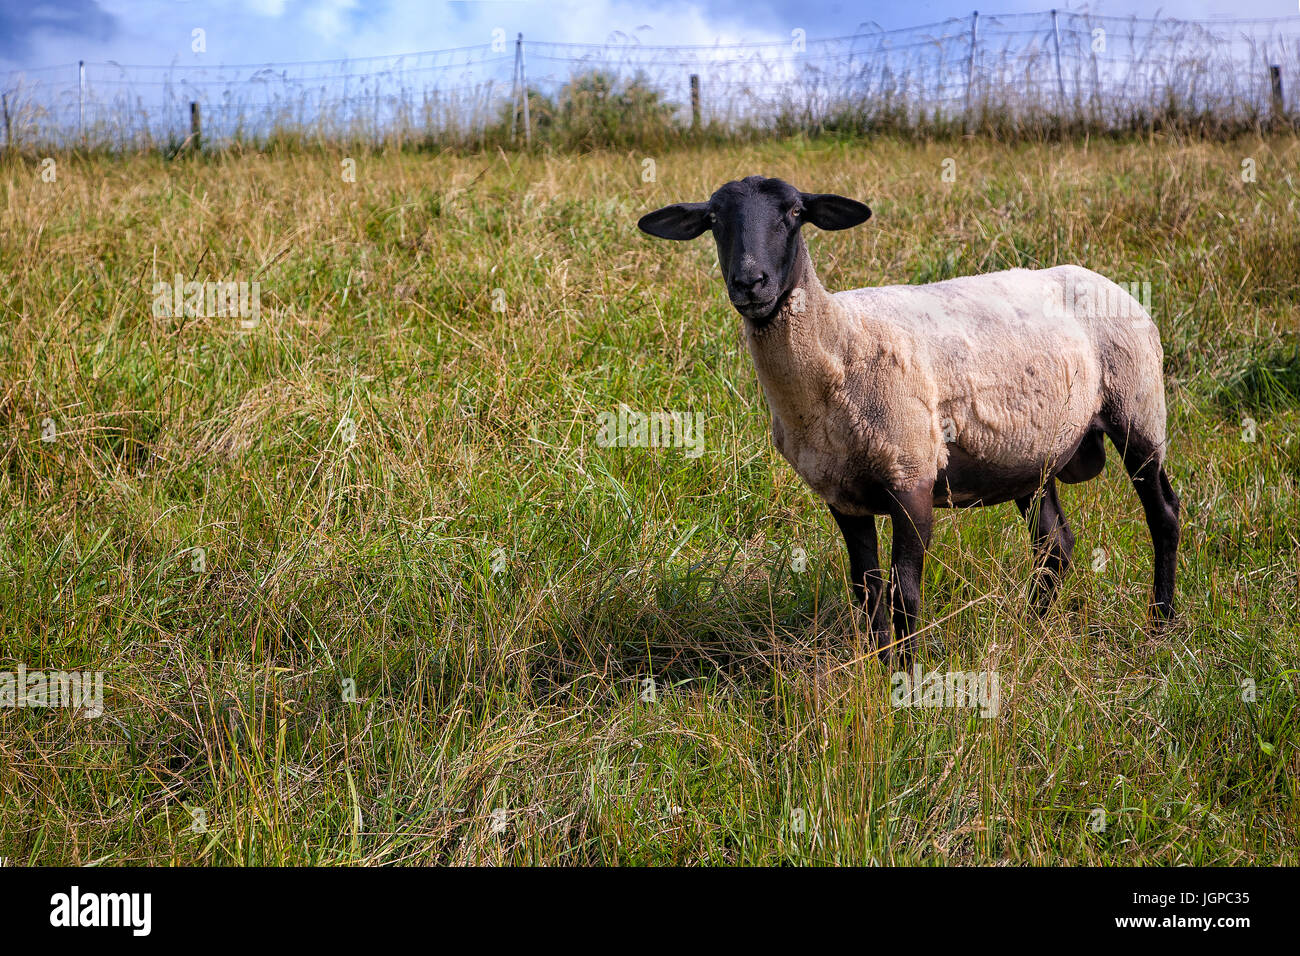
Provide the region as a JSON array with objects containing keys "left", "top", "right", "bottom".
[
  {"left": 1149, "top": 602, "right": 1176, "bottom": 629},
  {"left": 1027, "top": 596, "right": 1053, "bottom": 619},
  {"left": 868, "top": 632, "right": 899, "bottom": 664},
  {"left": 1027, "top": 579, "right": 1063, "bottom": 616},
  {"left": 874, "top": 634, "right": 940, "bottom": 665}
]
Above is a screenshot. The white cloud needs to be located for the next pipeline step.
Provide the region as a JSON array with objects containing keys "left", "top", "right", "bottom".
[
  {"left": 5, "top": 0, "right": 789, "bottom": 69},
  {"left": 302, "top": 0, "right": 360, "bottom": 44},
  {"left": 244, "top": 0, "right": 289, "bottom": 17}
]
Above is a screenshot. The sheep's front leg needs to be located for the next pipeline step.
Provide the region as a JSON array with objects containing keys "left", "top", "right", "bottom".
[
  {"left": 829, "top": 505, "right": 890, "bottom": 649},
  {"left": 886, "top": 486, "right": 934, "bottom": 661}
]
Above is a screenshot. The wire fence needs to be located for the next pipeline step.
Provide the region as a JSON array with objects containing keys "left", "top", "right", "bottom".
[{"left": 3, "top": 10, "right": 1299, "bottom": 150}]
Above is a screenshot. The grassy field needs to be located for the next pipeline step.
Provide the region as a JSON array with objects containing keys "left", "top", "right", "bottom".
[{"left": 1, "top": 135, "right": 1298, "bottom": 865}]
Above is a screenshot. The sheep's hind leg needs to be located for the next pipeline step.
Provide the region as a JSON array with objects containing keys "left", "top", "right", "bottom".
[
  {"left": 829, "top": 505, "right": 890, "bottom": 651},
  {"left": 886, "top": 486, "right": 934, "bottom": 662},
  {"left": 1016, "top": 478, "right": 1075, "bottom": 614},
  {"left": 1105, "top": 428, "right": 1180, "bottom": 623}
]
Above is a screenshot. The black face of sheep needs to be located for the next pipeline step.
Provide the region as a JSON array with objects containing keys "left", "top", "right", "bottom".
[{"left": 638, "top": 176, "right": 870, "bottom": 323}]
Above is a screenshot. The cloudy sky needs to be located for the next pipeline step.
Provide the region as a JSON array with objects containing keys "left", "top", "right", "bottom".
[{"left": 2, "top": 0, "right": 1293, "bottom": 70}]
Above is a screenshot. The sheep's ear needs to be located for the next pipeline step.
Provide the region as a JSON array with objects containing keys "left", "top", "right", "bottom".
[
  {"left": 800, "top": 193, "right": 871, "bottom": 231},
  {"left": 638, "top": 202, "right": 712, "bottom": 240}
]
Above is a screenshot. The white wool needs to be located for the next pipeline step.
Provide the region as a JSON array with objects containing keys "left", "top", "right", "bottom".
[{"left": 743, "top": 249, "right": 1167, "bottom": 513}]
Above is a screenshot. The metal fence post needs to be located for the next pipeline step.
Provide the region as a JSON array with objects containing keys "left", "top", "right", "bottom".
[
  {"left": 965, "top": 10, "right": 979, "bottom": 133},
  {"left": 519, "top": 33, "right": 531, "bottom": 148},
  {"left": 510, "top": 34, "right": 521, "bottom": 142},
  {"left": 1051, "top": 10, "right": 1066, "bottom": 115},
  {"left": 1089, "top": 16, "right": 1102, "bottom": 125}
]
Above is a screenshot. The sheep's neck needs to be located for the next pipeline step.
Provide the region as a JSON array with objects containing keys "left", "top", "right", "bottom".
[{"left": 742, "top": 238, "right": 841, "bottom": 416}]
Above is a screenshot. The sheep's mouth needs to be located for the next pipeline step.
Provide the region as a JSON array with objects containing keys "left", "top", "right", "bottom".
[{"left": 734, "top": 297, "right": 778, "bottom": 322}]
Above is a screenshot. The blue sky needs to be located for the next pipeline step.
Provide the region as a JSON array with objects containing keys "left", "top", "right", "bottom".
[{"left": 2, "top": 0, "right": 1295, "bottom": 70}]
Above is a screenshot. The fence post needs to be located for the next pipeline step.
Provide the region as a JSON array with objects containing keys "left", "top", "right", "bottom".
[
  {"left": 1271, "top": 65, "right": 1285, "bottom": 125},
  {"left": 78, "top": 60, "right": 85, "bottom": 145},
  {"left": 1051, "top": 10, "right": 1066, "bottom": 116},
  {"left": 2, "top": 93, "right": 11, "bottom": 155},
  {"left": 510, "top": 35, "right": 521, "bottom": 142},
  {"left": 690, "top": 74, "right": 701, "bottom": 129},
  {"left": 965, "top": 10, "right": 979, "bottom": 134},
  {"left": 190, "top": 101, "right": 201, "bottom": 151},
  {"left": 1089, "top": 16, "right": 1102, "bottom": 125},
  {"left": 518, "top": 33, "right": 531, "bottom": 148}
]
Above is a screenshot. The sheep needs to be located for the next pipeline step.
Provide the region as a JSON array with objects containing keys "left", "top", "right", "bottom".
[{"left": 638, "top": 175, "right": 1179, "bottom": 660}]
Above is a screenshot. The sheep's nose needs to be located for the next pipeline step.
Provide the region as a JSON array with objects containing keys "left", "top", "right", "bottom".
[{"left": 733, "top": 272, "right": 768, "bottom": 297}]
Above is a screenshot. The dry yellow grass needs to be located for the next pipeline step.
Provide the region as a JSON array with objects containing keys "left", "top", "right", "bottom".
[{"left": 0, "top": 135, "right": 1297, "bottom": 864}]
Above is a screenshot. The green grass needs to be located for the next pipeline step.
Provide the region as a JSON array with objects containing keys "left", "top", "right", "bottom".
[{"left": 1, "top": 135, "right": 1297, "bottom": 865}]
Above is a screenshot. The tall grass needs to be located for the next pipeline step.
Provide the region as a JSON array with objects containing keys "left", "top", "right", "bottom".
[{"left": 0, "top": 135, "right": 1297, "bottom": 865}]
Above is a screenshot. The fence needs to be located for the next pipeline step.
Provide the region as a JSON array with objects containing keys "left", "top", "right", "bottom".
[{"left": 3, "top": 10, "right": 1299, "bottom": 151}]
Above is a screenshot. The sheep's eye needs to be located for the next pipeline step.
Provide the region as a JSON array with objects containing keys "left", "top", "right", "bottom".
[
  {"left": 707, "top": 212, "right": 717, "bottom": 224},
  {"left": 790, "top": 207, "right": 801, "bottom": 220}
]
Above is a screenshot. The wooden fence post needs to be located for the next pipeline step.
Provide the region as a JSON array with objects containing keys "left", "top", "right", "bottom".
[
  {"left": 78, "top": 60, "right": 85, "bottom": 145},
  {"left": 1271, "top": 65, "right": 1285, "bottom": 125},
  {"left": 690, "top": 74, "right": 701, "bottom": 129},
  {"left": 190, "top": 101, "right": 201, "bottom": 151},
  {"left": 2, "top": 93, "right": 11, "bottom": 155}
]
